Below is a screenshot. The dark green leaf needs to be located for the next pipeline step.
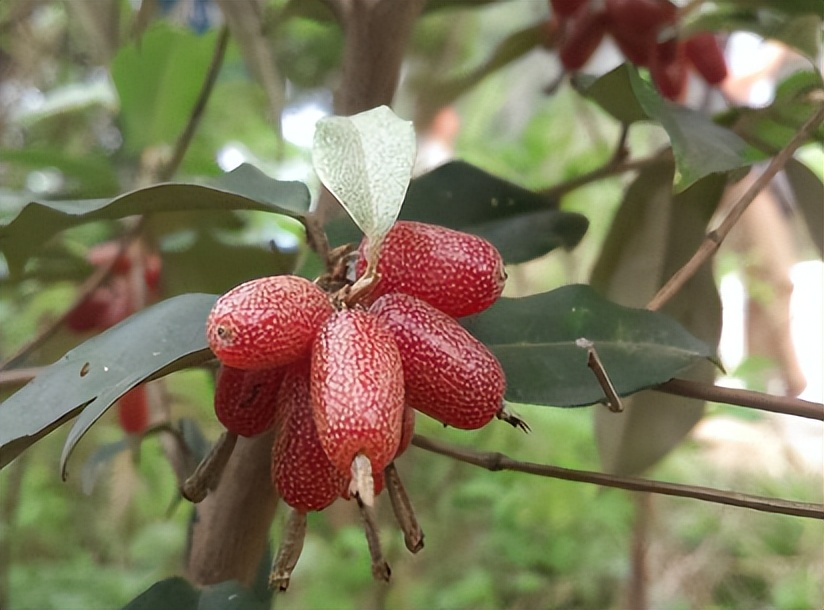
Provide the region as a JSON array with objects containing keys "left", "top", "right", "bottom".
[
  {"left": 122, "top": 577, "right": 200, "bottom": 610},
  {"left": 627, "top": 68, "right": 763, "bottom": 191},
  {"left": 591, "top": 164, "right": 724, "bottom": 474},
  {"left": 198, "top": 581, "right": 269, "bottom": 610},
  {"left": 111, "top": 24, "right": 218, "bottom": 153},
  {"left": 0, "top": 294, "right": 217, "bottom": 473},
  {"left": 161, "top": 231, "right": 297, "bottom": 297},
  {"left": 0, "top": 164, "right": 310, "bottom": 276},
  {"left": 785, "top": 158, "right": 824, "bottom": 257},
  {"left": 326, "top": 161, "right": 588, "bottom": 263},
  {"left": 574, "top": 65, "right": 648, "bottom": 125},
  {"left": 461, "top": 284, "right": 714, "bottom": 407}
]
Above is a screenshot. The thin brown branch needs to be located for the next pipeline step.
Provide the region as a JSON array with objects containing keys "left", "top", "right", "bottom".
[
  {"left": 539, "top": 149, "right": 671, "bottom": 200},
  {"left": 411, "top": 434, "right": 824, "bottom": 520},
  {"left": 647, "top": 101, "right": 824, "bottom": 311},
  {"left": 0, "top": 222, "right": 143, "bottom": 372},
  {"left": 655, "top": 378, "right": 824, "bottom": 421},
  {"left": 158, "top": 25, "right": 230, "bottom": 182}
]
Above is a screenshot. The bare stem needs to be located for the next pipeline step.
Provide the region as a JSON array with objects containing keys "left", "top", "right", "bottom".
[
  {"left": 655, "top": 378, "right": 824, "bottom": 422},
  {"left": 356, "top": 495, "right": 392, "bottom": 582},
  {"left": 411, "top": 434, "right": 824, "bottom": 520},
  {"left": 181, "top": 431, "right": 238, "bottom": 503},
  {"left": 647, "top": 101, "right": 824, "bottom": 311},
  {"left": 384, "top": 462, "right": 424, "bottom": 554},
  {"left": 269, "top": 508, "right": 307, "bottom": 591},
  {"left": 540, "top": 149, "right": 671, "bottom": 200}
]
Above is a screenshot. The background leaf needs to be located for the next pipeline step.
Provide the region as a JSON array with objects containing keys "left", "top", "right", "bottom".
[
  {"left": 627, "top": 68, "right": 762, "bottom": 191},
  {"left": 0, "top": 294, "right": 217, "bottom": 473},
  {"left": 0, "top": 164, "right": 310, "bottom": 277},
  {"left": 461, "top": 284, "right": 714, "bottom": 408},
  {"left": 313, "top": 105, "right": 416, "bottom": 241},
  {"left": 111, "top": 24, "right": 219, "bottom": 153},
  {"left": 590, "top": 164, "right": 725, "bottom": 475},
  {"left": 326, "top": 160, "right": 588, "bottom": 263},
  {"left": 784, "top": 158, "right": 824, "bottom": 257},
  {"left": 574, "top": 65, "right": 648, "bottom": 125}
]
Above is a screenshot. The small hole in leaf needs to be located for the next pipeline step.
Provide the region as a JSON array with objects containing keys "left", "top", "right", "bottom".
[{"left": 80, "top": 362, "right": 90, "bottom": 377}]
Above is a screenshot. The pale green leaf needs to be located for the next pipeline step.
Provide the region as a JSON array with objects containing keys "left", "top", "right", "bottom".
[{"left": 313, "top": 105, "right": 416, "bottom": 242}]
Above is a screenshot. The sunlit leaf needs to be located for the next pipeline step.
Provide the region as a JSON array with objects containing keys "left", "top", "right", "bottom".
[
  {"left": 0, "top": 164, "right": 310, "bottom": 277},
  {"left": 461, "top": 284, "right": 714, "bottom": 408},
  {"left": 313, "top": 105, "right": 416, "bottom": 243},
  {"left": 0, "top": 294, "right": 217, "bottom": 473}
]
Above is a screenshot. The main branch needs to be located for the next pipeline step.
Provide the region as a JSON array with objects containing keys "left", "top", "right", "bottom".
[{"left": 412, "top": 434, "right": 824, "bottom": 520}]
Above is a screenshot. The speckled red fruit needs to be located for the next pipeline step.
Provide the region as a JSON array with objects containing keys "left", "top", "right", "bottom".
[
  {"left": 214, "top": 365, "right": 286, "bottom": 437},
  {"left": 356, "top": 221, "right": 506, "bottom": 318},
  {"left": 395, "top": 405, "right": 416, "bottom": 459},
  {"left": 207, "top": 275, "right": 333, "bottom": 370},
  {"left": 117, "top": 385, "right": 149, "bottom": 434},
  {"left": 311, "top": 309, "right": 404, "bottom": 477},
  {"left": 371, "top": 293, "right": 505, "bottom": 430},
  {"left": 684, "top": 33, "right": 727, "bottom": 85},
  {"left": 272, "top": 361, "right": 348, "bottom": 512}
]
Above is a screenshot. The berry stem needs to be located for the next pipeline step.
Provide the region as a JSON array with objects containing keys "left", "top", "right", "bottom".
[
  {"left": 269, "top": 508, "right": 307, "bottom": 591},
  {"left": 180, "top": 431, "right": 238, "bottom": 503},
  {"left": 356, "top": 495, "right": 391, "bottom": 582},
  {"left": 384, "top": 463, "right": 424, "bottom": 553}
]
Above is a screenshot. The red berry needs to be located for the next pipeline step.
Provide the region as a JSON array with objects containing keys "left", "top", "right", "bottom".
[
  {"left": 650, "top": 38, "right": 688, "bottom": 100},
  {"left": 117, "top": 385, "right": 149, "bottom": 434},
  {"left": 356, "top": 221, "right": 506, "bottom": 318},
  {"left": 214, "top": 365, "right": 286, "bottom": 437},
  {"left": 66, "top": 288, "right": 112, "bottom": 332},
  {"left": 207, "top": 275, "right": 333, "bottom": 370},
  {"left": 550, "top": 0, "right": 587, "bottom": 18},
  {"left": 559, "top": 8, "right": 609, "bottom": 71},
  {"left": 605, "top": 0, "right": 676, "bottom": 34},
  {"left": 609, "top": 26, "right": 655, "bottom": 66},
  {"left": 272, "top": 361, "right": 349, "bottom": 512},
  {"left": 684, "top": 33, "right": 727, "bottom": 85},
  {"left": 311, "top": 309, "right": 404, "bottom": 477},
  {"left": 370, "top": 293, "right": 505, "bottom": 430}
]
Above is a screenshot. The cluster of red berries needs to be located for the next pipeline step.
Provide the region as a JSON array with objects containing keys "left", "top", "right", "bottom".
[
  {"left": 66, "top": 241, "right": 162, "bottom": 333},
  {"left": 552, "top": 0, "right": 728, "bottom": 99},
  {"left": 205, "top": 221, "right": 508, "bottom": 514}
]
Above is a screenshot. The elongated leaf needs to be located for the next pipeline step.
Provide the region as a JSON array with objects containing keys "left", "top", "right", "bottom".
[
  {"left": 313, "top": 106, "right": 416, "bottom": 243},
  {"left": 461, "top": 284, "right": 713, "bottom": 407},
  {"left": 0, "top": 164, "right": 310, "bottom": 276},
  {"left": 784, "top": 158, "right": 824, "bottom": 257},
  {"left": 591, "top": 164, "right": 724, "bottom": 474},
  {"left": 326, "top": 161, "right": 588, "bottom": 263},
  {"left": 0, "top": 294, "right": 217, "bottom": 473},
  {"left": 574, "top": 65, "right": 648, "bottom": 125},
  {"left": 627, "top": 68, "right": 762, "bottom": 191},
  {"left": 112, "top": 24, "right": 217, "bottom": 153}
]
